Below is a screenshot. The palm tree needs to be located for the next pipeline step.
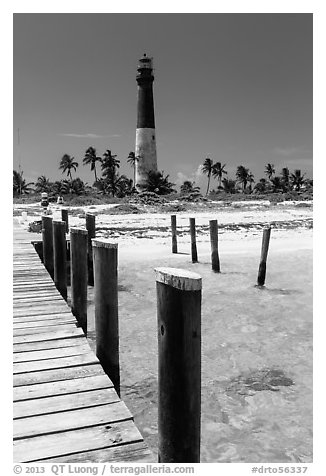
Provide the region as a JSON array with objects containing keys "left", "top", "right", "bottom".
[
  {"left": 281, "top": 167, "right": 290, "bottom": 191},
  {"left": 290, "top": 169, "right": 305, "bottom": 191},
  {"left": 127, "top": 151, "right": 139, "bottom": 187},
  {"left": 51, "top": 180, "right": 70, "bottom": 196},
  {"left": 101, "top": 149, "right": 120, "bottom": 173},
  {"left": 70, "top": 178, "right": 86, "bottom": 195},
  {"left": 13, "top": 170, "right": 34, "bottom": 196},
  {"left": 93, "top": 178, "right": 108, "bottom": 195},
  {"left": 180, "top": 180, "right": 201, "bottom": 195},
  {"left": 247, "top": 171, "right": 255, "bottom": 192},
  {"left": 236, "top": 165, "right": 250, "bottom": 191},
  {"left": 270, "top": 176, "right": 284, "bottom": 192},
  {"left": 254, "top": 178, "right": 268, "bottom": 194},
  {"left": 35, "top": 175, "right": 52, "bottom": 193},
  {"left": 265, "top": 163, "right": 275, "bottom": 180},
  {"left": 144, "top": 171, "right": 175, "bottom": 195},
  {"left": 221, "top": 178, "right": 236, "bottom": 194},
  {"left": 212, "top": 162, "right": 227, "bottom": 189},
  {"left": 202, "top": 157, "right": 214, "bottom": 196},
  {"left": 115, "top": 175, "right": 134, "bottom": 197},
  {"left": 83, "top": 147, "right": 101, "bottom": 182},
  {"left": 59, "top": 154, "right": 79, "bottom": 180}
]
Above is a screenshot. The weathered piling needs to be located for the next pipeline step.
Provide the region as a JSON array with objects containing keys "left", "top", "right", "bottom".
[
  {"left": 53, "top": 220, "right": 67, "bottom": 300},
  {"left": 70, "top": 227, "right": 88, "bottom": 333},
  {"left": 61, "top": 208, "right": 69, "bottom": 233},
  {"left": 92, "top": 238, "right": 120, "bottom": 395},
  {"left": 155, "top": 267, "right": 202, "bottom": 463},
  {"left": 257, "top": 227, "right": 271, "bottom": 286},
  {"left": 209, "top": 219, "right": 220, "bottom": 272},
  {"left": 86, "top": 213, "right": 96, "bottom": 285},
  {"left": 171, "top": 215, "right": 178, "bottom": 253},
  {"left": 41, "top": 216, "right": 54, "bottom": 278},
  {"left": 189, "top": 217, "right": 198, "bottom": 263}
]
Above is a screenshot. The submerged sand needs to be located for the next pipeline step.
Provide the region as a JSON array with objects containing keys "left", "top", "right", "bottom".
[{"left": 14, "top": 200, "right": 313, "bottom": 462}]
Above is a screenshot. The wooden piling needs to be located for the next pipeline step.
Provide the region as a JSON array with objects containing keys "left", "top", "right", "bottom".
[
  {"left": 70, "top": 227, "right": 88, "bottom": 333},
  {"left": 209, "top": 219, "right": 220, "bottom": 272},
  {"left": 92, "top": 238, "right": 120, "bottom": 395},
  {"left": 86, "top": 213, "right": 96, "bottom": 285},
  {"left": 155, "top": 267, "right": 202, "bottom": 463},
  {"left": 53, "top": 220, "right": 67, "bottom": 300},
  {"left": 189, "top": 217, "right": 198, "bottom": 263},
  {"left": 171, "top": 215, "right": 178, "bottom": 253},
  {"left": 61, "top": 208, "right": 69, "bottom": 233},
  {"left": 257, "top": 227, "right": 271, "bottom": 286},
  {"left": 41, "top": 216, "right": 54, "bottom": 278}
]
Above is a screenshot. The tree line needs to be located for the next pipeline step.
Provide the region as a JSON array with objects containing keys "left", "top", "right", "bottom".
[
  {"left": 13, "top": 148, "right": 312, "bottom": 198},
  {"left": 200, "top": 158, "right": 311, "bottom": 196}
]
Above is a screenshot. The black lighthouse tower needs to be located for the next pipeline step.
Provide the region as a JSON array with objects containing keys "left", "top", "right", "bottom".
[{"left": 135, "top": 54, "right": 158, "bottom": 190}]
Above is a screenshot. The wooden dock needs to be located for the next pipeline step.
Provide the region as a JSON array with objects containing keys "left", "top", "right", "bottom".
[{"left": 13, "top": 220, "right": 153, "bottom": 463}]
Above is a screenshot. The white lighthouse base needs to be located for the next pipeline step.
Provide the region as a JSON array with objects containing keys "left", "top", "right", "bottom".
[{"left": 135, "top": 128, "right": 157, "bottom": 190}]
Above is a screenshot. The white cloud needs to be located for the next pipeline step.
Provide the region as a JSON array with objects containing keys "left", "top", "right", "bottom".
[
  {"left": 58, "top": 133, "right": 121, "bottom": 139},
  {"left": 175, "top": 165, "right": 203, "bottom": 186},
  {"left": 273, "top": 146, "right": 311, "bottom": 157}
]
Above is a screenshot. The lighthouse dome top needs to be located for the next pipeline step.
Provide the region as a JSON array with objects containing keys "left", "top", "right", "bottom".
[{"left": 137, "top": 54, "right": 153, "bottom": 70}]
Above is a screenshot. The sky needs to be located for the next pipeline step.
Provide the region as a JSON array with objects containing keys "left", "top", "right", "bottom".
[{"left": 13, "top": 13, "right": 313, "bottom": 191}]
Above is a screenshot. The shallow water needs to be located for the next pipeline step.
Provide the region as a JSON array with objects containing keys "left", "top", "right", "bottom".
[
  {"left": 84, "top": 239, "right": 312, "bottom": 463},
  {"left": 31, "top": 202, "right": 312, "bottom": 463}
]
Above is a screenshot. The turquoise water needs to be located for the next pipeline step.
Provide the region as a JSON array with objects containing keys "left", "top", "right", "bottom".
[{"left": 85, "top": 244, "right": 312, "bottom": 463}]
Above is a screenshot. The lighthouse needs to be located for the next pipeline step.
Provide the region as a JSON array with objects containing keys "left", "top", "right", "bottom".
[{"left": 135, "top": 54, "right": 158, "bottom": 190}]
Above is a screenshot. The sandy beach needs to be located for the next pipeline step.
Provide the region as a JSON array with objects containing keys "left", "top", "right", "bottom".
[{"left": 13, "top": 199, "right": 313, "bottom": 462}]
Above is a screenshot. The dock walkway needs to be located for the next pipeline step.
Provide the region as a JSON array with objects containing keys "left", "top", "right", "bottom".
[{"left": 13, "top": 220, "right": 153, "bottom": 463}]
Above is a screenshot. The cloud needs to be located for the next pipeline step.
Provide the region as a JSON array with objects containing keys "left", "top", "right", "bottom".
[
  {"left": 273, "top": 146, "right": 311, "bottom": 157},
  {"left": 175, "top": 165, "right": 204, "bottom": 186},
  {"left": 58, "top": 133, "right": 121, "bottom": 139}
]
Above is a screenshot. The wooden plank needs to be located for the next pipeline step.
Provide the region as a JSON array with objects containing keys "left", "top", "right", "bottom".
[
  {"left": 13, "top": 296, "right": 63, "bottom": 305},
  {"left": 13, "top": 327, "right": 83, "bottom": 344},
  {"left": 14, "top": 420, "right": 143, "bottom": 462},
  {"left": 14, "top": 323, "right": 78, "bottom": 336},
  {"left": 14, "top": 336, "right": 84, "bottom": 353},
  {"left": 13, "top": 307, "right": 71, "bottom": 317},
  {"left": 13, "top": 277, "right": 52, "bottom": 283},
  {"left": 14, "top": 374, "right": 112, "bottom": 401},
  {"left": 39, "top": 441, "right": 155, "bottom": 463},
  {"left": 14, "top": 387, "right": 119, "bottom": 418},
  {"left": 13, "top": 313, "right": 77, "bottom": 323},
  {"left": 13, "top": 285, "right": 56, "bottom": 292},
  {"left": 13, "top": 291, "right": 60, "bottom": 299},
  {"left": 13, "top": 362, "right": 103, "bottom": 386},
  {"left": 14, "top": 319, "right": 76, "bottom": 329},
  {"left": 14, "top": 401, "right": 131, "bottom": 439},
  {"left": 13, "top": 343, "right": 92, "bottom": 362},
  {"left": 14, "top": 352, "right": 99, "bottom": 374}
]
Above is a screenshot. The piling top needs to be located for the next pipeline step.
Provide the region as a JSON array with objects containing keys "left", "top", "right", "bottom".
[
  {"left": 70, "top": 227, "right": 88, "bottom": 235},
  {"left": 155, "top": 267, "right": 202, "bottom": 291},
  {"left": 52, "top": 220, "right": 66, "bottom": 225},
  {"left": 92, "top": 238, "right": 118, "bottom": 249}
]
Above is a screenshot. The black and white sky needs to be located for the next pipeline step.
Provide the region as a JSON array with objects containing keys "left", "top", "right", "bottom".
[{"left": 13, "top": 11, "right": 313, "bottom": 189}]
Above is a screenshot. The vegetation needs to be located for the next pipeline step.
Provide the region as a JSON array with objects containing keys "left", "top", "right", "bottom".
[
  {"left": 59, "top": 154, "right": 79, "bottom": 180},
  {"left": 13, "top": 170, "right": 34, "bottom": 196},
  {"left": 180, "top": 180, "right": 201, "bottom": 195},
  {"left": 143, "top": 171, "right": 176, "bottom": 195},
  {"left": 13, "top": 144, "right": 313, "bottom": 205},
  {"left": 127, "top": 151, "right": 139, "bottom": 188},
  {"left": 201, "top": 157, "right": 214, "bottom": 196},
  {"left": 83, "top": 147, "right": 101, "bottom": 182},
  {"left": 212, "top": 162, "right": 227, "bottom": 189}
]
